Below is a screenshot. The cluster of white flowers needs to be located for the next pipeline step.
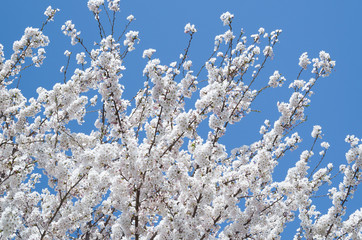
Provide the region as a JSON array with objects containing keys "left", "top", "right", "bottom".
[
  {"left": 76, "top": 52, "right": 87, "bottom": 65},
  {"left": 0, "top": 27, "right": 49, "bottom": 84},
  {"left": 299, "top": 52, "right": 311, "bottom": 69},
  {"left": 258, "top": 27, "right": 265, "bottom": 35},
  {"left": 312, "top": 51, "right": 336, "bottom": 77},
  {"left": 142, "top": 48, "right": 156, "bottom": 59},
  {"left": 268, "top": 70, "right": 285, "bottom": 88},
  {"left": 107, "top": 0, "right": 120, "bottom": 12},
  {"left": 126, "top": 14, "right": 135, "bottom": 22},
  {"left": 271, "top": 29, "right": 282, "bottom": 40},
  {"left": 263, "top": 45, "right": 273, "bottom": 57},
  {"left": 289, "top": 79, "right": 306, "bottom": 90},
  {"left": 311, "top": 125, "right": 322, "bottom": 138},
  {"left": 321, "top": 141, "right": 330, "bottom": 149},
  {"left": 345, "top": 134, "right": 360, "bottom": 147},
  {"left": 182, "top": 60, "right": 192, "bottom": 70},
  {"left": 31, "top": 48, "right": 46, "bottom": 67},
  {"left": 123, "top": 30, "right": 139, "bottom": 51},
  {"left": 61, "top": 20, "right": 81, "bottom": 45},
  {"left": 90, "top": 95, "right": 98, "bottom": 106},
  {"left": 64, "top": 50, "right": 71, "bottom": 57},
  {"left": 43, "top": 6, "right": 59, "bottom": 21},
  {"left": 0, "top": 207, "right": 21, "bottom": 238},
  {"left": 87, "top": 0, "right": 104, "bottom": 14},
  {"left": 223, "top": 30, "right": 234, "bottom": 43},
  {"left": 184, "top": 23, "right": 197, "bottom": 34},
  {"left": 0, "top": 6, "right": 361, "bottom": 240},
  {"left": 13, "top": 27, "right": 50, "bottom": 54},
  {"left": 220, "top": 11, "right": 234, "bottom": 26}
]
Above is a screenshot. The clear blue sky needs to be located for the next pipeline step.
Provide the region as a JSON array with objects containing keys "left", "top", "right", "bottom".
[{"left": 1, "top": 0, "right": 361, "bottom": 238}]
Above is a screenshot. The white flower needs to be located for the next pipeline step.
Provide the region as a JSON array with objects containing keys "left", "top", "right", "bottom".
[
  {"left": 220, "top": 11, "right": 234, "bottom": 26},
  {"left": 263, "top": 46, "right": 273, "bottom": 57},
  {"left": 0, "top": 5, "right": 355, "bottom": 239},
  {"left": 183, "top": 60, "right": 192, "bottom": 70},
  {"left": 126, "top": 15, "right": 135, "bottom": 21},
  {"left": 345, "top": 135, "right": 359, "bottom": 147},
  {"left": 32, "top": 48, "right": 46, "bottom": 67},
  {"left": 289, "top": 80, "right": 306, "bottom": 89},
  {"left": 142, "top": 48, "right": 156, "bottom": 59},
  {"left": 311, "top": 125, "right": 322, "bottom": 138},
  {"left": 252, "top": 46, "right": 260, "bottom": 55},
  {"left": 170, "top": 61, "right": 177, "bottom": 68},
  {"left": 108, "top": 0, "right": 120, "bottom": 12},
  {"left": 44, "top": 6, "right": 59, "bottom": 21},
  {"left": 224, "top": 30, "right": 234, "bottom": 43},
  {"left": 123, "top": 31, "right": 139, "bottom": 51},
  {"left": 87, "top": 0, "right": 104, "bottom": 14},
  {"left": 76, "top": 52, "right": 87, "bottom": 65},
  {"left": 268, "top": 70, "right": 285, "bottom": 88},
  {"left": 321, "top": 141, "right": 330, "bottom": 149},
  {"left": 0, "top": 207, "right": 21, "bottom": 238},
  {"left": 312, "top": 51, "right": 335, "bottom": 77},
  {"left": 90, "top": 95, "right": 98, "bottom": 106},
  {"left": 299, "top": 52, "right": 311, "bottom": 70},
  {"left": 61, "top": 20, "right": 80, "bottom": 45},
  {"left": 184, "top": 23, "right": 197, "bottom": 34},
  {"left": 64, "top": 50, "right": 71, "bottom": 57},
  {"left": 251, "top": 33, "right": 260, "bottom": 42},
  {"left": 258, "top": 27, "right": 265, "bottom": 35}
]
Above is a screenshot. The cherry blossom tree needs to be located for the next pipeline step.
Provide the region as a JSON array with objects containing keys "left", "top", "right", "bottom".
[{"left": 0, "top": 1, "right": 361, "bottom": 239}]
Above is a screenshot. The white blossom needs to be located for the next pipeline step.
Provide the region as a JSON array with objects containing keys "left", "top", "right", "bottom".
[
  {"left": 312, "top": 51, "right": 336, "bottom": 77},
  {"left": 184, "top": 23, "right": 197, "bottom": 34},
  {"left": 32, "top": 48, "right": 46, "bottom": 67},
  {"left": 311, "top": 125, "right": 322, "bottom": 138},
  {"left": 183, "top": 60, "right": 192, "bottom": 70},
  {"left": 87, "top": 0, "right": 104, "bottom": 14},
  {"left": 64, "top": 50, "right": 71, "bottom": 57},
  {"left": 263, "top": 45, "right": 273, "bottom": 57},
  {"left": 170, "top": 61, "right": 177, "bottom": 68},
  {"left": 224, "top": 30, "right": 235, "bottom": 43},
  {"left": 107, "top": 0, "right": 120, "bottom": 12},
  {"left": 142, "top": 48, "right": 156, "bottom": 59},
  {"left": 1, "top": 4, "right": 360, "bottom": 240},
  {"left": 123, "top": 30, "right": 139, "bottom": 51},
  {"left": 126, "top": 14, "right": 135, "bottom": 21},
  {"left": 220, "top": 11, "right": 234, "bottom": 26},
  {"left": 299, "top": 52, "right": 311, "bottom": 69},
  {"left": 90, "top": 95, "right": 98, "bottom": 106},
  {"left": 289, "top": 79, "right": 306, "bottom": 90},
  {"left": 321, "top": 141, "right": 330, "bottom": 149},
  {"left": 0, "top": 207, "right": 21, "bottom": 238},
  {"left": 44, "top": 6, "right": 59, "bottom": 21},
  {"left": 61, "top": 20, "right": 80, "bottom": 45},
  {"left": 76, "top": 52, "right": 87, "bottom": 65},
  {"left": 268, "top": 70, "right": 285, "bottom": 88},
  {"left": 258, "top": 27, "right": 265, "bottom": 35}
]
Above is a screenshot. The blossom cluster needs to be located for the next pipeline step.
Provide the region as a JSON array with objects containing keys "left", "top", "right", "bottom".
[
  {"left": 184, "top": 23, "right": 197, "bottom": 34},
  {"left": 0, "top": 27, "right": 49, "bottom": 84},
  {"left": 44, "top": 6, "right": 59, "bottom": 21},
  {"left": 0, "top": 3, "right": 360, "bottom": 240},
  {"left": 123, "top": 31, "right": 139, "bottom": 52},
  {"left": 61, "top": 20, "right": 81, "bottom": 45},
  {"left": 87, "top": 0, "right": 104, "bottom": 14}
]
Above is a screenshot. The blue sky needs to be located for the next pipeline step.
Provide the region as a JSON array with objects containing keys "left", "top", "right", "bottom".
[{"left": 1, "top": 0, "right": 361, "bottom": 238}]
